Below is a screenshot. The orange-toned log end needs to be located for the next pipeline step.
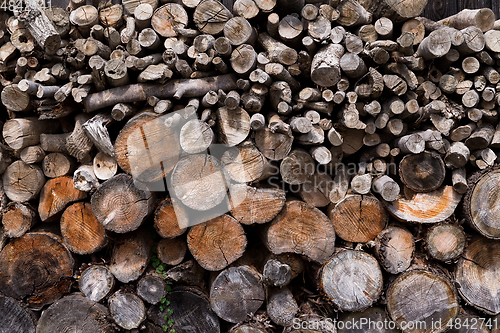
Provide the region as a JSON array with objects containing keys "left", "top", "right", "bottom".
[
  {"left": 230, "top": 185, "right": 286, "bottom": 225},
  {"left": 387, "top": 270, "right": 459, "bottom": 333},
  {"left": 455, "top": 238, "right": 500, "bottom": 315},
  {"left": 38, "top": 176, "right": 87, "bottom": 222},
  {"left": 385, "top": 185, "right": 462, "bottom": 223},
  {"left": 464, "top": 167, "right": 500, "bottom": 239},
  {"left": 154, "top": 198, "right": 187, "bottom": 238},
  {"left": 263, "top": 200, "right": 335, "bottom": 264},
  {"left": 187, "top": 214, "right": 247, "bottom": 271},
  {"left": 156, "top": 237, "right": 187, "bottom": 266},
  {"left": 328, "top": 194, "right": 387, "bottom": 243},
  {"left": 60, "top": 202, "right": 107, "bottom": 255},
  {"left": 1, "top": 202, "right": 37, "bottom": 238},
  {"left": 426, "top": 223, "right": 465, "bottom": 262},
  {"left": 0, "top": 232, "right": 74, "bottom": 302},
  {"left": 26, "top": 277, "right": 72, "bottom": 310}
]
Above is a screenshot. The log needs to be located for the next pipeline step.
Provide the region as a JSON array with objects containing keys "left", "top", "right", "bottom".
[
  {"left": 193, "top": 0, "right": 232, "bottom": 35},
  {"left": 387, "top": 270, "right": 458, "bottom": 333},
  {"left": 137, "top": 274, "right": 166, "bottom": 304},
  {"left": 36, "top": 294, "right": 113, "bottom": 333},
  {"left": 109, "top": 231, "right": 150, "bottom": 283},
  {"left": 84, "top": 74, "right": 238, "bottom": 112},
  {"left": 336, "top": 0, "right": 372, "bottom": 27},
  {"left": 385, "top": 186, "right": 462, "bottom": 223},
  {"left": 108, "top": 292, "right": 146, "bottom": 330},
  {"left": 91, "top": 173, "right": 153, "bottom": 233},
  {"left": 69, "top": 5, "right": 99, "bottom": 35},
  {"left": 221, "top": 142, "right": 266, "bottom": 183},
  {"left": 310, "top": 43, "right": 344, "bottom": 87},
  {"left": 187, "top": 214, "right": 246, "bottom": 271},
  {"left": 374, "top": 225, "right": 414, "bottom": 274},
  {"left": 93, "top": 152, "right": 117, "bottom": 180},
  {"left": 280, "top": 149, "right": 315, "bottom": 185},
  {"left": 60, "top": 202, "right": 106, "bottom": 255},
  {"left": 462, "top": 167, "right": 500, "bottom": 239},
  {"left": 0, "top": 295, "right": 36, "bottom": 333},
  {"left": 78, "top": 265, "right": 115, "bottom": 302},
  {"left": 151, "top": 4, "right": 188, "bottom": 38},
  {"left": 361, "top": 0, "right": 427, "bottom": 22},
  {"left": 0, "top": 232, "right": 74, "bottom": 301},
  {"left": 426, "top": 223, "right": 465, "bottom": 262},
  {"left": 148, "top": 287, "right": 220, "bottom": 333},
  {"left": 255, "top": 128, "right": 293, "bottom": 160},
  {"left": 217, "top": 106, "right": 251, "bottom": 146},
  {"left": 267, "top": 287, "right": 298, "bottom": 327},
  {"left": 3, "top": 161, "right": 45, "bottom": 203},
  {"left": 458, "top": 26, "right": 485, "bottom": 55},
  {"left": 320, "top": 250, "right": 383, "bottom": 311},
  {"left": 157, "top": 237, "right": 186, "bottom": 266},
  {"left": 328, "top": 194, "right": 387, "bottom": 242},
  {"left": 17, "top": 8, "right": 60, "bottom": 55},
  {"left": 42, "top": 153, "right": 75, "bottom": 178},
  {"left": 1, "top": 202, "right": 37, "bottom": 238},
  {"left": 38, "top": 176, "right": 87, "bottom": 222},
  {"left": 210, "top": 266, "right": 265, "bottom": 323},
  {"left": 399, "top": 151, "right": 445, "bottom": 193},
  {"left": 3, "top": 118, "right": 59, "bottom": 151},
  {"left": 154, "top": 198, "right": 188, "bottom": 238},
  {"left": 73, "top": 164, "right": 99, "bottom": 192},
  {"left": 414, "top": 30, "right": 451, "bottom": 59},
  {"left": 262, "top": 200, "right": 335, "bottom": 263},
  {"left": 438, "top": 8, "right": 495, "bottom": 32},
  {"left": 445, "top": 142, "right": 470, "bottom": 169}
]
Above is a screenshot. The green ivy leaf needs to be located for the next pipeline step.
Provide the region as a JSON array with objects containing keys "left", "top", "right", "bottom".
[
  {"left": 159, "top": 305, "right": 166, "bottom": 312},
  {"left": 169, "top": 329, "right": 175, "bottom": 333},
  {"left": 162, "top": 324, "right": 168, "bottom": 331},
  {"left": 164, "top": 314, "right": 169, "bottom": 321},
  {"left": 165, "top": 300, "right": 170, "bottom": 306},
  {"left": 160, "top": 297, "right": 166, "bottom": 304},
  {"left": 167, "top": 308, "right": 173, "bottom": 316},
  {"left": 168, "top": 319, "right": 174, "bottom": 327}
]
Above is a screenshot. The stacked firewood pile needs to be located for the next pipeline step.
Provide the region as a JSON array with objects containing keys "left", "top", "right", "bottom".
[{"left": 3, "top": 0, "right": 500, "bottom": 331}]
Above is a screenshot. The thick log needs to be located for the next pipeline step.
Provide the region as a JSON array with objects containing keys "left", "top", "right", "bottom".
[
  {"left": 0, "top": 232, "right": 74, "bottom": 302},
  {"left": 157, "top": 237, "right": 186, "bottom": 266},
  {"left": 109, "top": 231, "right": 150, "bottom": 283},
  {"left": 328, "top": 194, "right": 387, "bottom": 242},
  {"left": 91, "top": 174, "right": 153, "bottom": 233},
  {"left": 320, "top": 250, "right": 383, "bottom": 311},
  {"left": 109, "top": 291, "right": 146, "bottom": 330},
  {"left": 438, "top": 8, "right": 495, "bottom": 32},
  {"left": 221, "top": 142, "right": 266, "bottom": 183},
  {"left": 0, "top": 295, "right": 36, "bottom": 333},
  {"left": 262, "top": 200, "right": 335, "bottom": 263},
  {"left": 385, "top": 186, "right": 462, "bottom": 223},
  {"left": 193, "top": 0, "right": 232, "bottom": 35},
  {"left": 336, "top": 0, "right": 372, "bottom": 26},
  {"left": 426, "top": 223, "right": 465, "bottom": 262},
  {"left": 148, "top": 287, "right": 220, "bottom": 333},
  {"left": 78, "top": 265, "right": 115, "bottom": 302},
  {"left": 154, "top": 197, "right": 188, "bottom": 238},
  {"left": 151, "top": 4, "right": 188, "bottom": 38},
  {"left": 38, "top": 176, "right": 86, "bottom": 222},
  {"left": 187, "top": 214, "right": 246, "bottom": 271},
  {"left": 1, "top": 202, "right": 37, "bottom": 238},
  {"left": 310, "top": 43, "right": 344, "bottom": 87},
  {"left": 255, "top": 128, "right": 293, "bottom": 160},
  {"left": 36, "top": 294, "right": 113, "bottom": 333},
  {"left": 42, "top": 153, "right": 75, "bottom": 178},
  {"left": 455, "top": 238, "right": 500, "bottom": 314},
  {"left": 137, "top": 274, "right": 166, "bottom": 305},
  {"left": 3, "top": 161, "right": 45, "bottom": 203},
  {"left": 217, "top": 106, "right": 251, "bottom": 146},
  {"left": 210, "top": 266, "right": 264, "bottom": 323},
  {"left": 267, "top": 287, "right": 298, "bottom": 327},
  {"left": 60, "top": 202, "right": 106, "bottom": 255},
  {"left": 387, "top": 270, "right": 458, "bottom": 333},
  {"left": 374, "top": 225, "right": 414, "bottom": 274},
  {"left": 399, "top": 151, "right": 445, "bottom": 193},
  {"left": 69, "top": 5, "right": 99, "bottom": 35},
  {"left": 280, "top": 149, "right": 315, "bottom": 185}
]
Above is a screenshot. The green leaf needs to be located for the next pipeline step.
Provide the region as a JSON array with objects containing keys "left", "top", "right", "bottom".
[
  {"left": 165, "top": 300, "right": 170, "bottom": 306},
  {"left": 152, "top": 261, "right": 160, "bottom": 269},
  {"left": 169, "top": 329, "right": 175, "bottom": 333},
  {"left": 164, "top": 314, "right": 169, "bottom": 321},
  {"left": 168, "top": 319, "right": 174, "bottom": 327},
  {"left": 160, "top": 297, "right": 166, "bottom": 304},
  {"left": 166, "top": 285, "right": 172, "bottom": 292},
  {"left": 167, "top": 308, "right": 173, "bottom": 316},
  {"left": 159, "top": 305, "right": 166, "bottom": 312},
  {"left": 162, "top": 324, "right": 168, "bottom": 331},
  {"left": 158, "top": 264, "right": 166, "bottom": 271}
]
